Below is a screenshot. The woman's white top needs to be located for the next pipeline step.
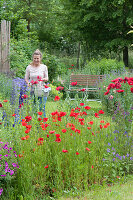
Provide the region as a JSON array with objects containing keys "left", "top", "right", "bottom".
[{"left": 25, "top": 64, "right": 48, "bottom": 82}]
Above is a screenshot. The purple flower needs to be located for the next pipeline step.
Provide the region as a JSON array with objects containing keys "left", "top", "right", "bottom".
[
  {"left": 103, "top": 158, "right": 106, "bottom": 161},
  {"left": 12, "top": 163, "right": 18, "bottom": 167},
  {"left": 127, "top": 153, "right": 129, "bottom": 157},
  {"left": 9, "top": 170, "right": 14, "bottom": 175},
  {"left": 112, "top": 158, "right": 115, "bottom": 161},
  {"left": 107, "top": 148, "right": 110, "bottom": 153},
  {"left": 112, "top": 152, "right": 115, "bottom": 155},
  {"left": 123, "top": 155, "right": 125, "bottom": 159},
  {"left": 130, "top": 157, "right": 132, "bottom": 160},
  {"left": 108, "top": 143, "right": 111, "bottom": 146},
  {"left": 1, "top": 175, "right": 6, "bottom": 177},
  {"left": 0, "top": 188, "right": 3, "bottom": 196}
]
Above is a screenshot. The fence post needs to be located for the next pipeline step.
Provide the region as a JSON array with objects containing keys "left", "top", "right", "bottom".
[{"left": 0, "top": 20, "right": 10, "bottom": 73}]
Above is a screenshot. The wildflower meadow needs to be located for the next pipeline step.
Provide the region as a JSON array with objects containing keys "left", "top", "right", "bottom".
[{"left": 0, "top": 73, "right": 133, "bottom": 200}]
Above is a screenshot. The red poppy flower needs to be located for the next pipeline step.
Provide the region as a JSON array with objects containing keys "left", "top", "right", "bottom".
[
  {"left": 38, "top": 138, "right": 43, "bottom": 141},
  {"left": 62, "top": 129, "right": 67, "bottom": 133},
  {"left": 116, "top": 90, "right": 124, "bottom": 93},
  {"left": 54, "top": 96, "right": 60, "bottom": 101},
  {"left": 71, "top": 81, "right": 77, "bottom": 86},
  {"left": 104, "top": 90, "right": 110, "bottom": 95},
  {"left": 38, "top": 117, "right": 42, "bottom": 121},
  {"left": 43, "top": 118, "right": 48, "bottom": 122},
  {"left": 100, "top": 120, "right": 105, "bottom": 123},
  {"left": 103, "top": 124, "right": 108, "bottom": 128},
  {"left": 92, "top": 132, "right": 95, "bottom": 136},
  {"left": 99, "top": 125, "right": 103, "bottom": 129},
  {"left": 55, "top": 137, "right": 61, "bottom": 142},
  {"left": 91, "top": 165, "right": 94, "bottom": 169},
  {"left": 80, "top": 121, "right": 84, "bottom": 125},
  {"left": 38, "top": 112, "right": 43, "bottom": 115},
  {"left": 32, "top": 80, "right": 38, "bottom": 85},
  {"left": 71, "top": 64, "right": 74, "bottom": 66},
  {"left": 22, "top": 121, "right": 27, "bottom": 126},
  {"left": 47, "top": 134, "right": 49, "bottom": 138},
  {"left": 80, "top": 88, "right": 86, "bottom": 92},
  {"left": 0, "top": 103, "right": 3, "bottom": 107},
  {"left": 55, "top": 134, "right": 60, "bottom": 138},
  {"left": 98, "top": 110, "right": 104, "bottom": 114},
  {"left": 26, "top": 125, "right": 32, "bottom": 129},
  {"left": 44, "top": 165, "right": 49, "bottom": 168},
  {"left": 86, "top": 147, "right": 90, "bottom": 151},
  {"left": 25, "top": 116, "right": 32, "bottom": 122},
  {"left": 87, "top": 127, "right": 91, "bottom": 130},
  {"left": 3, "top": 100, "right": 8, "bottom": 102},
  {"left": 45, "top": 124, "right": 49, "bottom": 127},
  {"left": 95, "top": 113, "right": 99, "bottom": 118},
  {"left": 88, "top": 141, "right": 92, "bottom": 144},
  {"left": 88, "top": 121, "right": 93, "bottom": 125},
  {"left": 71, "top": 127, "right": 75, "bottom": 131},
  {"left": 18, "top": 154, "right": 23, "bottom": 158},
  {"left": 75, "top": 129, "right": 80, "bottom": 134},
  {"left": 44, "top": 85, "right": 49, "bottom": 88},
  {"left": 76, "top": 152, "right": 79, "bottom": 155},
  {"left": 75, "top": 107, "right": 80, "bottom": 111},
  {"left": 25, "top": 128, "right": 31, "bottom": 134},
  {"left": 128, "top": 80, "right": 133, "bottom": 85},
  {"left": 130, "top": 87, "right": 133, "bottom": 93},
  {"left": 106, "top": 122, "right": 110, "bottom": 126},
  {"left": 84, "top": 106, "right": 91, "bottom": 110},
  {"left": 62, "top": 149, "right": 68, "bottom": 153},
  {"left": 80, "top": 103, "right": 84, "bottom": 106},
  {"left": 49, "top": 130, "right": 55, "bottom": 134},
  {"left": 12, "top": 113, "right": 16, "bottom": 117},
  {"left": 22, "top": 94, "right": 28, "bottom": 99},
  {"left": 56, "top": 86, "right": 64, "bottom": 91}
]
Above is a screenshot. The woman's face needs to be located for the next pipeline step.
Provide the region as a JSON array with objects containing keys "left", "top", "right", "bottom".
[{"left": 33, "top": 55, "right": 41, "bottom": 66}]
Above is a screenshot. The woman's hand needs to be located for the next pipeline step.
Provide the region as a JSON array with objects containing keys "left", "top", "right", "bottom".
[{"left": 43, "top": 78, "right": 48, "bottom": 82}]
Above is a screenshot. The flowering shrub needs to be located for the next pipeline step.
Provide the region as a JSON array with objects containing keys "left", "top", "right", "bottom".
[{"left": 99, "top": 74, "right": 133, "bottom": 132}]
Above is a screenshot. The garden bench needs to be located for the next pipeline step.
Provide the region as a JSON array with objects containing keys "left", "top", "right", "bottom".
[{"left": 66, "top": 74, "right": 105, "bottom": 100}]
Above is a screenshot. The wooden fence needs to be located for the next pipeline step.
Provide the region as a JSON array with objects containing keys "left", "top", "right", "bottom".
[{"left": 0, "top": 20, "right": 10, "bottom": 73}]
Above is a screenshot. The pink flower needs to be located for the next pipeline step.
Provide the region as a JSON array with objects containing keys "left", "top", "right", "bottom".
[{"left": 80, "top": 103, "right": 84, "bottom": 106}]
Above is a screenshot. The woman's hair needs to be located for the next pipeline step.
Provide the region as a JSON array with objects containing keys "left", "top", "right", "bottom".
[{"left": 30, "top": 49, "right": 43, "bottom": 65}]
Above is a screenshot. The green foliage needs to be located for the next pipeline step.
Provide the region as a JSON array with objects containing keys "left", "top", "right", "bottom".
[
  {"left": 83, "top": 58, "right": 125, "bottom": 75},
  {"left": 48, "top": 84, "right": 63, "bottom": 100},
  {"left": 10, "top": 37, "right": 39, "bottom": 78}
]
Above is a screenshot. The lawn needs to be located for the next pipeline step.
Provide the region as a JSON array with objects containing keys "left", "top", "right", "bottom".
[{"left": 58, "top": 175, "right": 133, "bottom": 200}]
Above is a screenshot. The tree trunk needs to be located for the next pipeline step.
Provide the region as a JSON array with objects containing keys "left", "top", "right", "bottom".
[
  {"left": 77, "top": 42, "right": 80, "bottom": 69},
  {"left": 123, "top": 46, "right": 128, "bottom": 67},
  {"left": 27, "top": 19, "right": 30, "bottom": 32}
]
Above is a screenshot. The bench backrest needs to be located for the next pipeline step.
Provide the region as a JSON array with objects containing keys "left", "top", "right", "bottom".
[{"left": 70, "top": 74, "right": 105, "bottom": 87}]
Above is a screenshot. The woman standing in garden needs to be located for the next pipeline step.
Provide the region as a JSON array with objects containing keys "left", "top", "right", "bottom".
[{"left": 25, "top": 49, "right": 48, "bottom": 117}]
